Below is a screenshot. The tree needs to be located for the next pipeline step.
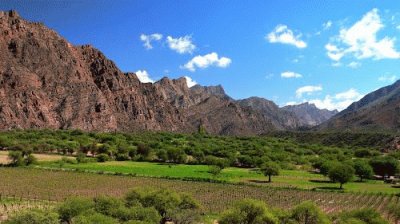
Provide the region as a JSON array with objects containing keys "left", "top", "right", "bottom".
[
  {"left": 353, "top": 160, "right": 373, "bottom": 182},
  {"left": 167, "top": 148, "right": 187, "bottom": 164},
  {"left": 8, "top": 151, "right": 24, "bottom": 166},
  {"left": 219, "top": 199, "right": 278, "bottom": 224},
  {"left": 320, "top": 161, "right": 339, "bottom": 177},
  {"left": 370, "top": 157, "right": 400, "bottom": 180},
  {"left": 290, "top": 201, "right": 330, "bottom": 224},
  {"left": 260, "top": 161, "right": 280, "bottom": 182},
  {"left": 124, "top": 188, "right": 199, "bottom": 224},
  {"left": 328, "top": 164, "right": 354, "bottom": 189}
]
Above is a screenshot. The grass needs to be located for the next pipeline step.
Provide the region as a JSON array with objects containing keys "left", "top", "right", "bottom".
[{"left": 36, "top": 160, "right": 400, "bottom": 194}]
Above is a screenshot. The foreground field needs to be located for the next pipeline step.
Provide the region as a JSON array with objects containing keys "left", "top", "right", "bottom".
[
  {"left": 0, "top": 168, "right": 398, "bottom": 218},
  {"left": 37, "top": 160, "right": 400, "bottom": 194}
]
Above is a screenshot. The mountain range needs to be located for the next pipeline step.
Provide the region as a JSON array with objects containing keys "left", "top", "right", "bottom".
[{"left": 0, "top": 10, "right": 397, "bottom": 134}]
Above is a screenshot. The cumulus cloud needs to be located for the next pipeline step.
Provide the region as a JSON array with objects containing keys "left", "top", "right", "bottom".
[
  {"left": 296, "top": 85, "right": 322, "bottom": 98},
  {"left": 308, "top": 88, "right": 364, "bottom": 111},
  {"left": 326, "top": 8, "right": 400, "bottom": 61},
  {"left": 140, "top": 33, "right": 163, "bottom": 49},
  {"left": 182, "top": 52, "right": 231, "bottom": 72},
  {"left": 281, "top": 71, "right": 303, "bottom": 78},
  {"left": 135, "top": 70, "right": 154, "bottom": 83},
  {"left": 378, "top": 75, "right": 397, "bottom": 82},
  {"left": 166, "top": 35, "right": 196, "bottom": 54},
  {"left": 184, "top": 76, "right": 198, "bottom": 88},
  {"left": 266, "top": 25, "right": 307, "bottom": 48},
  {"left": 323, "top": 21, "right": 333, "bottom": 30},
  {"left": 347, "top": 61, "right": 361, "bottom": 68}
]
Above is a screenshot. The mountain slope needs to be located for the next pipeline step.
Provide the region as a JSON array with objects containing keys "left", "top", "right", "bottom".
[
  {"left": 282, "top": 102, "right": 338, "bottom": 126},
  {"left": 237, "top": 97, "right": 300, "bottom": 129},
  {"left": 0, "top": 10, "right": 301, "bottom": 135},
  {"left": 319, "top": 80, "right": 400, "bottom": 132}
]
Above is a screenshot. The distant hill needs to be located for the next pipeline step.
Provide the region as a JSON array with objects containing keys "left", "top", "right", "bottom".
[
  {"left": 282, "top": 102, "right": 338, "bottom": 127},
  {"left": 319, "top": 80, "right": 400, "bottom": 132}
]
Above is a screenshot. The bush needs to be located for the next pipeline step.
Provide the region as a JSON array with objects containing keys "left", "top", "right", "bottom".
[
  {"left": 219, "top": 199, "right": 278, "bottom": 224},
  {"left": 338, "top": 208, "right": 388, "bottom": 224},
  {"left": 96, "top": 153, "right": 110, "bottom": 162},
  {"left": 4, "top": 209, "right": 59, "bottom": 224},
  {"left": 72, "top": 212, "right": 119, "bottom": 224},
  {"left": 8, "top": 151, "right": 24, "bottom": 166},
  {"left": 58, "top": 197, "right": 95, "bottom": 222},
  {"left": 290, "top": 201, "right": 330, "bottom": 224}
]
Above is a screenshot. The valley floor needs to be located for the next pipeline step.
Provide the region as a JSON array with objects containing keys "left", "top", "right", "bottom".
[{"left": 36, "top": 160, "right": 400, "bottom": 194}]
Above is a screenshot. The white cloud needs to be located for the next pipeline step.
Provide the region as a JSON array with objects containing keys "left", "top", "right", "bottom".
[
  {"left": 166, "top": 35, "right": 196, "bottom": 54},
  {"left": 281, "top": 71, "right": 303, "bottom": 78},
  {"left": 397, "top": 25, "right": 400, "bottom": 30},
  {"left": 140, "top": 33, "right": 163, "bottom": 49},
  {"left": 378, "top": 75, "right": 397, "bottom": 82},
  {"left": 296, "top": 85, "right": 322, "bottom": 98},
  {"left": 285, "top": 101, "right": 298, "bottom": 106},
  {"left": 347, "top": 61, "right": 361, "bottom": 68},
  {"left": 184, "top": 76, "right": 197, "bottom": 88},
  {"left": 182, "top": 52, "right": 231, "bottom": 72},
  {"left": 266, "top": 25, "right": 307, "bottom": 48},
  {"left": 308, "top": 88, "right": 364, "bottom": 111},
  {"left": 326, "top": 8, "right": 400, "bottom": 61},
  {"left": 135, "top": 70, "right": 154, "bottom": 83},
  {"left": 323, "top": 21, "right": 333, "bottom": 30}
]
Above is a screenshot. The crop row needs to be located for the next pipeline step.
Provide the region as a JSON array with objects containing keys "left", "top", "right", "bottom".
[{"left": 0, "top": 168, "right": 399, "bottom": 217}]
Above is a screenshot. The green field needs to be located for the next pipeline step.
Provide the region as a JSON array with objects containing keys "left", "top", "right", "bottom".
[{"left": 37, "top": 160, "right": 400, "bottom": 194}]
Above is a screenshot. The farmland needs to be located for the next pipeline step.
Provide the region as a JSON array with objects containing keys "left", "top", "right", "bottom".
[
  {"left": 37, "top": 160, "right": 400, "bottom": 194},
  {"left": 0, "top": 168, "right": 399, "bottom": 218}
]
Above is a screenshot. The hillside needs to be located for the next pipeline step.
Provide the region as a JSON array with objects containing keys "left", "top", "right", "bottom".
[
  {"left": 320, "top": 80, "right": 400, "bottom": 132},
  {"left": 282, "top": 102, "right": 338, "bottom": 126},
  {"left": 0, "top": 10, "right": 302, "bottom": 135}
]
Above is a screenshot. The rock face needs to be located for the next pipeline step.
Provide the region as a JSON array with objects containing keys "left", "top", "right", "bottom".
[
  {"left": 319, "top": 80, "right": 400, "bottom": 132},
  {"left": 0, "top": 10, "right": 305, "bottom": 135},
  {"left": 237, "top": 97, "right": 300, "bottom": 129},
  {"left": 282, "top": 102, "right": 338, "bottom": 127}
]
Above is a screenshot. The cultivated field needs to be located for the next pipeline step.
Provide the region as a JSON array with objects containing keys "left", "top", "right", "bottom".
[
  {"left": 0, "top": 168, "right": 399, "bottom": 218},
  {"left": 37, "top": 160, "right": 400, "bottom": 194}
]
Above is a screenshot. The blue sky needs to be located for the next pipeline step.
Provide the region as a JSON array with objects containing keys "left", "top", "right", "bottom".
[{"left": 2, "top": 1, "right": 400, "bottom": 111}]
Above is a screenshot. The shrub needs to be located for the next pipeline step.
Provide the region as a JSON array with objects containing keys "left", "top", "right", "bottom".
[
  {"left": 4, "top": 209, "right": 59, "bottom": 224},
  {"left": 57, "top": 197, "right": 95, "bottom": 222},
  {"left": 290, "top": 201, "right": 330, "bottom": 224},
  {"left": 219, "top": 199, "right": 278, "bottom": 224},
  {"left": 96, "top": 153, "right": 110, "bottom": 162}
]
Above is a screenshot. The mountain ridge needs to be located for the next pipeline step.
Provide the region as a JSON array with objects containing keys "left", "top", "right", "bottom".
[{"left": 0, "top": 10, "right": 345, "bottom": 134}]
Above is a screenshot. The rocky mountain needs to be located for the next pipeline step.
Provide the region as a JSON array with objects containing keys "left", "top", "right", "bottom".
[
  {"left": 0, "top": 10, "right": 304, "bottom": 135},
  {"left": 282, "top": 102, "right": 338, "bottom": 126},
  {"left": 319, "top": 80, "right": 400, "bottom": 132},
  {"left": 237, "top": 97, "right": 300, "bottom": 129}
]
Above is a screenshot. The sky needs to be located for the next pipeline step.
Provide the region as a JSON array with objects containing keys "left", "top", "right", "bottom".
[{"left": 1, "top": 0, "right": 400, "bottom": 111}]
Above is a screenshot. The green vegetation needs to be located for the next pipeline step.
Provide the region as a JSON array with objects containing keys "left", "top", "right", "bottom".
[
  {"left": 35, "top": 161, "right": 400, "bottom": 194},
  {"left": 0, "top": 130, "right": 399, "bottom": 223},
  {"left": 3, "top": 188, "right": 394, "bottom": 224}
]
